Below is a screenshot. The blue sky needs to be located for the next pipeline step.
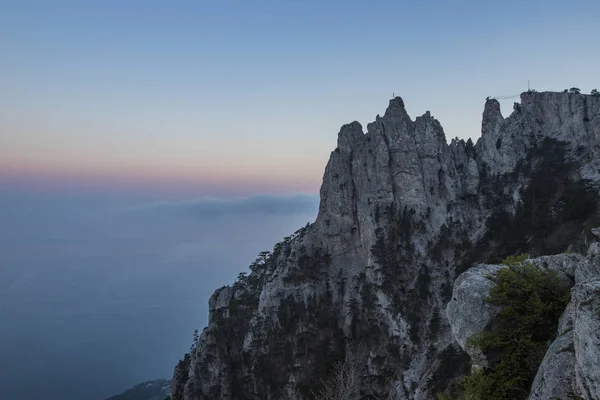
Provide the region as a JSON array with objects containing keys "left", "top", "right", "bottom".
[{"left": 1, "top": 0, "right": 599, "bottom": 195}]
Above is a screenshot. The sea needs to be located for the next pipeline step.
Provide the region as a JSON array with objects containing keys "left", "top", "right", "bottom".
[{"left": 0, "top": 187, "right": 317, "bottom": 400}]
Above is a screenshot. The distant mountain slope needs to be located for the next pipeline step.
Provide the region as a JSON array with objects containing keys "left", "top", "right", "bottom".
[{"left": 105, "top": 379, "right": 170, "bottom": 400}]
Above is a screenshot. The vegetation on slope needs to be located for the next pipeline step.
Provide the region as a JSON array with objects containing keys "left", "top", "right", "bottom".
[
  {"left": 439, "top": 255, "right": 571, "bottom": 400},
  {"left": 281, "top": 358, "right": 401, "bottom": 400},
  {"left": 481, "top": 138, "right": 599, "bottom": 263}
]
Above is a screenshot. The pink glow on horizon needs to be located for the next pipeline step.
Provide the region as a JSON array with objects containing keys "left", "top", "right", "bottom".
[{"left": 0, "top": 165, "right": 321, "bottom": 197}]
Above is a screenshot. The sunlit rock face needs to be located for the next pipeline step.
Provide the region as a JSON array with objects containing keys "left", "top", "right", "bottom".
[{"left": 171, "top": 91, "right": 600, "bottom": 400}]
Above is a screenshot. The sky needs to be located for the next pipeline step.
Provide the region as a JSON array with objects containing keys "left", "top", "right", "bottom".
[{"left": 2, "top": 0, "right": 600, "bottom": 196}]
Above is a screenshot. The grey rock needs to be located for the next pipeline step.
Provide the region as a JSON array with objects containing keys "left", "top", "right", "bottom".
[
  {"left": 446, "top": 263, "right": 503, "bottom": 367},
  {"left": 575, "top": 243, "right": 600, "bottom": 283},
  {"left": 530, "top": 253, "right": 600, "bottom": 400},
  {"left": 572, "top": 280, "right": 600, "bottom": 399},
  {"left": 445, "top": 249, "right": 600, "bottom": 399},
  {"left": 529, "top": 302, "right": 576, "bottom": 400},
  {"left": 446, "top": 253, "right": 581, "bottom": 369},
  {"left": 171, "top": 92, "right": 600, "bottom": 400},
  {"left": 447, "top": 251, "right": 599, "bottom": 400},
  {"left": 529, "top": 253, "right": 582, "bottom": 287}
]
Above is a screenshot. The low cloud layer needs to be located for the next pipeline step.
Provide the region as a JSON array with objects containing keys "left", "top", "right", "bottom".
[
  {"left": 116, "top": 194, "right": 320, "bottom": 217},
  {"left": 0, "top": 190, "right": 319, "bottom": 400}
]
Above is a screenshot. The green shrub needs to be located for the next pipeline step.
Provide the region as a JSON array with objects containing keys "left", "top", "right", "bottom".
[{"left": 459, "top": 255, "right": 570, "bottom": 400}]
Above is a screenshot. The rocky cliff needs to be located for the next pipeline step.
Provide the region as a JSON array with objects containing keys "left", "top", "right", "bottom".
[{"left": 171, "top": 91, "right": 600, "bottom": 400}]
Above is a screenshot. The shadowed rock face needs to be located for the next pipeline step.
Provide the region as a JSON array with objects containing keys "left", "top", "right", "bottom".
[{"left": 172, "top": 92, "right": 600, "bottom": 400}]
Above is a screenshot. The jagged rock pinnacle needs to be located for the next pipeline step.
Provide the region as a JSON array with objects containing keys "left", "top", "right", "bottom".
[
  {"left": 384, "top": 96, "right": 408, "bottom": 119},
  {"left": 336, "top": 121, "right": 364, "bottom": 153},
  {"left": 172, "top": 91, "right": 600, "bottom": 400}
]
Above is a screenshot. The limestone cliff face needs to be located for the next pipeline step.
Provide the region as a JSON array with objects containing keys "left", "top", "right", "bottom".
[{"left": 172, "top": 91, "right": 600, "bottom": 400}]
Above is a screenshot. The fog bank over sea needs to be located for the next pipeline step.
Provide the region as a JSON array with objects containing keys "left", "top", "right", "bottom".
[{"left": 0, "top": 188, "right": 318, "bottom": 400}]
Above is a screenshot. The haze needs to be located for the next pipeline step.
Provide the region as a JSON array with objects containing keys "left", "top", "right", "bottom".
[{"left": 0, "top": 189, "right": 318, "bottom": 399}]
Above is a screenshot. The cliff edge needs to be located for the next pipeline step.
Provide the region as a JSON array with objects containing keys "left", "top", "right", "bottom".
[{"left": 172, "top": 91, "right": 600, "bottom": 400}]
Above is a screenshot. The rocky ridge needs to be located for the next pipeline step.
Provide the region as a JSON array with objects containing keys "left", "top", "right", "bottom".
[{"left": 172, "top": 91, "right": 600, "bottom": 399}]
